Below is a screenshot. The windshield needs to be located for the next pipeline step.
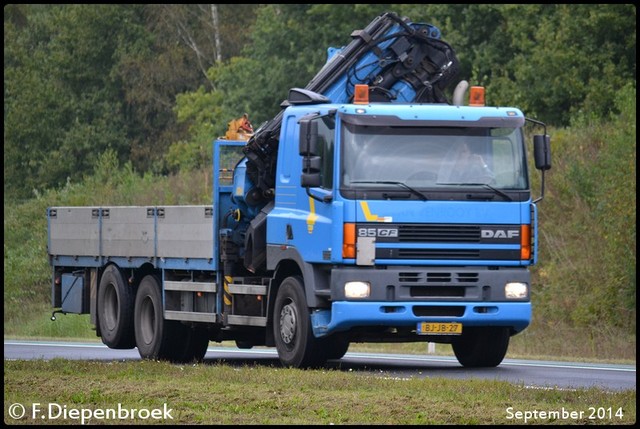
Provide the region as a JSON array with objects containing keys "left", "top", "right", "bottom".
[{"left": 340, "top": 124, "right": 528, "bottom": 199}]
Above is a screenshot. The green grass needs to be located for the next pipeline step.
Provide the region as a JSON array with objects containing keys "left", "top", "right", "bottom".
[{"left": 4, "top": 359, "right": 636, "bottom": 425}]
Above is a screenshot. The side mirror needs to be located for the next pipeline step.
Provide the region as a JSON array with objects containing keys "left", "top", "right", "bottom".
[
  {"left": 299, "top": 119, "right": 319, "bottom": 156},
  {"left": 299, "top": 118, "right": 322, "bottom": 187},
  {"left": 533, "top": 134, "right": 551, "bottom": 171},
  {"left": 301, "top": 157, "right": 322, "bottom": 187}
]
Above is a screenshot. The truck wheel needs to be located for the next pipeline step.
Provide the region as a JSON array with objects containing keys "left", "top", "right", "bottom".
[
  {"left": 97, "top": 265, "right": 135, "bottom": 349},
  {"left": 273, "top": 276, "right": 326, "bottom": 368},
  {"left": 452, "top": 327, "right": 510, "bottom": 367},
  {"left": 185, "top": 328, "right": 210, "bottom": 362},
  {"left": 173, "top": 326, "right": 210, "bottom": 363},
  {"left": 134, "top": 275, "right": 209, "bottom": 363},
  {"left": 322, "top": 333, "right": 350, "bottom": 360},
  {"left": 134, "top": 274, "right": 178, "bottom": 361},
  {"left": 235, "top": 340, "right": 254, "bottom": 349}
]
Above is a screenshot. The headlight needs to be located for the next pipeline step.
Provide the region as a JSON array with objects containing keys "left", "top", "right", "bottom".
[
  {"left": 345, "top": 281, "right": 370, "bottom": 298},
  {"left": 505, "top": 282, "right": 528, "bottom": 299}
]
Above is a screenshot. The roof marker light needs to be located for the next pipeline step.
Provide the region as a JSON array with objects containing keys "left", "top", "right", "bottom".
[
  {"left": 354, "top": 84, "right": 369, "bottom": 104},
  {"left": 469, "top": 86, "right": 485, "bottom": 107}
]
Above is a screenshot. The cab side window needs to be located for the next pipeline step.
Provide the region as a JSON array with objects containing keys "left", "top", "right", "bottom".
[{"left": 316, "top": 117, "right": 335, "bottom": 189}]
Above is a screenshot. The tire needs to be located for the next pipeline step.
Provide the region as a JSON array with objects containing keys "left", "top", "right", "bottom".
[
  {"left": 273, "top": 276, "right": 326, "bottom": 368},
  {"left": 452, "top": 327, "right": 510, "bottom": 367},
  {"left": 134, "top": 275, "right": 176, "bottom": 361},
  {"left": 235, "top": 340, "right": 254, "bottom": 349},
  {"left": 322, "top": 333, "right": 350, "bottom": 360},
  {"left": 97, "top": 265, "right": 136, "bottom": 349},
  {"left": 134, "top": 275, "right": 209, "bottom": 363},
  {"left": 186, "top": 328, "right": 210, "bottom": 362},
  {"left": 171, "top": 326, "right": 210, "bottom": 363}
]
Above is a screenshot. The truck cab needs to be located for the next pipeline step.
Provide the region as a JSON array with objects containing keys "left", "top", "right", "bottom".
[{"left": 217, "top": 88, "right": 550, "bottom": 368}]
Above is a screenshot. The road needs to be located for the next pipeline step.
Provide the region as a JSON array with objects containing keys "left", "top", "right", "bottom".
[{"left": 4, "top": 340, "right": 636, "bottom": 391}]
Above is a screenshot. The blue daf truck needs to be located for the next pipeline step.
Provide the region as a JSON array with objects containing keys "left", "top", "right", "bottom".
[{"left": 48, "top": 12, "right": 551, "bottom": 368}]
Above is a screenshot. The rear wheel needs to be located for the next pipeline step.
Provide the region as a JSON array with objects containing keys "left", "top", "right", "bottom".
[
  {"left": 452, "top": 327, "right": 510, "bottom": 367},
  {"left": 273, "top": 276, "right": 326, "bottom": 368},
  {"left": 135, "top": 275, "right": 209, "bottom": 363},
  {"left": 97, "top": 265, "right": 135, "bottom": 349},
  {"left": 135, "top": 275, "right": 170, "bottom": 360},
  {"left": 172, "top": 325, "right": 210, "bottom": 363},
  {"left": 235, "top": 340, "right": 254, "bottom": 349}
]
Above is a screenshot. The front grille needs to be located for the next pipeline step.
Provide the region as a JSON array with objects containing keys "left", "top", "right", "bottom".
[
  {"left": 397, "top": 248, "right": 480, "bottom": 259},
  {"left": 398, "top": 271, "right": 480, "bottom": 284},
  {"left": 400, "top": 271, "right": 478, "bottom": 299},
  {"left": 376, "top": 248, "right": 519, "bottom": 260},
  {"left": 398, "top": 225, "right": 480, "bottom": 243},
  {"left": 360, "top": 223, "right": 521, "bottom": 261}
]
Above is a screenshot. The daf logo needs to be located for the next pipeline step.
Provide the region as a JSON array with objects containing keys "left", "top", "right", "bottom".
[{"left": 481, "top": 229, "right": 519, "bottom": 239}]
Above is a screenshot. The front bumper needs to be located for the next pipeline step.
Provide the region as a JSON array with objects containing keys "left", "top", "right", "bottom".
[{"left": 311, "top": 300, "right": 531, "bottom": 337}]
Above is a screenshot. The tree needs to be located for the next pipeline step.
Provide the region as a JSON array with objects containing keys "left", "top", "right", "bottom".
[
  {"left": 5, "top": 4, "right": 635, "bottom": 199},
  {"left": 4, "top": 5, "right": 259, "bottom": 198},
  {"left": 169, "top": 3, "right": 396, "bottom": 160},
  {"left": 5, "top": 5, "right": 133, "bottom": 199},
  {"left": 399, "top": 4, "right": 636, "bottom": 125}
]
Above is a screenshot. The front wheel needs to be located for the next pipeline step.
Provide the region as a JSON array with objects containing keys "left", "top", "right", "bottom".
[
  {"left": 452, "top": 327, "right": 510, "bottom": 367},
  {"left": 273, "top": 276, "right": 325, "bottom": 368},
  {"left": 322, "top": 333, "right": 350, "bottom": 360}
]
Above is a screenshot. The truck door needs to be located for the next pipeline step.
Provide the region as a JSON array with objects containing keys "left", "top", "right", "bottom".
[{"left": 269, "top": 112, "right": 337, "bottom": 264}]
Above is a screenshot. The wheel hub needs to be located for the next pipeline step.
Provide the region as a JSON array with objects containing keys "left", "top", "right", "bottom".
[
  {"left": 139, "top": 296, "right": 155, "bottom": 345},
  {"left": 103, "top": 284, "right": 118, "bottom": 331},
  {"left": 279, "top": 303, "right": 297, "bottom": 344}
]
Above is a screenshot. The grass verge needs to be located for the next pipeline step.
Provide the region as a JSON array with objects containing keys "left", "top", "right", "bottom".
[{"left": 4, "top": 359, "right": 636, "bottom": 425}]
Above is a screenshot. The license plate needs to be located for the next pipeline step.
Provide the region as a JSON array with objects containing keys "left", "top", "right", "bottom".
[{"left": 417, "top": 322, "right": 463, "bottom": 335}]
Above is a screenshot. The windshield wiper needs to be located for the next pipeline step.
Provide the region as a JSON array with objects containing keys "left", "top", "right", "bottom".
[
  {"left": 446, "top": 182, "right": 513, "bottom": 201},
  {"left": 349, "top": 180, "right": 428, "bottom": 201},
  {"left": 452, "top": 182, "right": 512, "bottom": 201},
  {"left": 482, "top": 184, "right": 512, "bottom": 201}
]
